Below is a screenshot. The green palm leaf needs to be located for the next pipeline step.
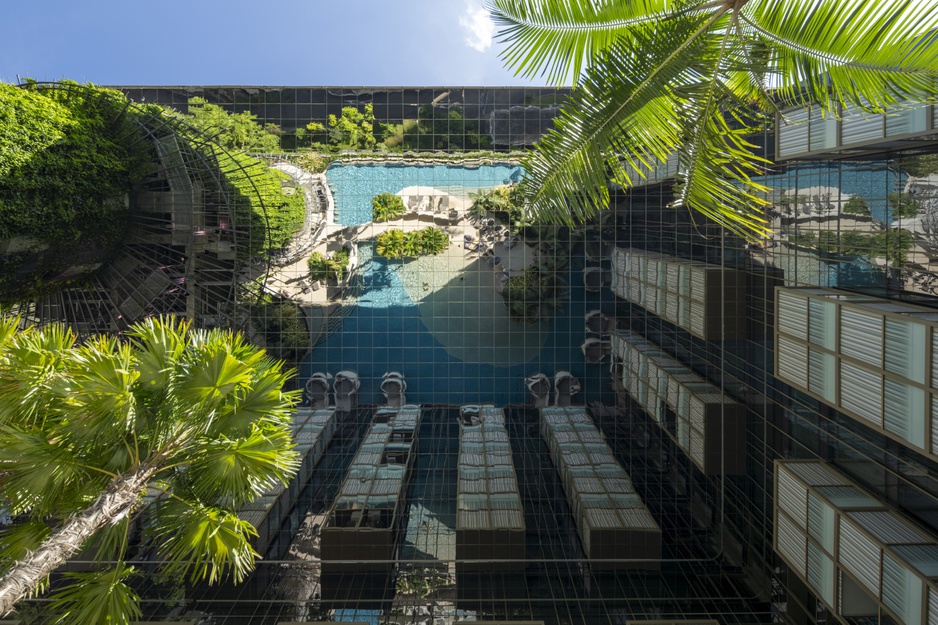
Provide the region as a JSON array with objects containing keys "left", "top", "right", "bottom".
[
  {"left": 0, "top": 427, "right": 106, "bottom": 516},
  {"left": 153, "top": 499, "right": 259, "bottom": 584},
  {"left": 744, "top": 0, "right": 938, "bottom": 111},
  {"left": 182, "top": 425, "right": 299, "bottom": 505},
  {"left": 489, "top": 0, "right": 692, "bottom": 83},
  {"left": 210, "top": 366, "right": 297, "bottom": 435},
  {"left": 48, "top": 564, "right": 141, "bottom": 625},
  {"left": 0, "top": 324, "right": 75, "bottom": 427},
  {"left": 519, "top": 13, "right": 715, "bottom": 225},
  {"left": 489, "top": 0, "right": 938, "bottom": 240},
  {"left": 127, "top": 315, "right": 188, "bottom": 390},
  {"left": 61, "top": 336, "right": 139, "bottom": 441}
]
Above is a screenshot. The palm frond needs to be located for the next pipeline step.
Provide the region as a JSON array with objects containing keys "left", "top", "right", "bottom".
[
  {"left": 0, "top": 521, "right": 52, "bottom": 576},
  {"left": 177, "top": 343, "right": 255, "bottom": 411},
  {"left": 488, "top": 0, "right": 698, "bottom": 83},
  {"left": 744, "top": 0, "right": 938, "bottom": 111},
  {"left": 672, "top": 26, "right": 773, "bottom": 238},
  {"left": 0, "top": 427, "right": 107, "bottom": 517},
  {"left": 85, "top": 516, "right": 131, "bottom": 565},
  {"left": 0, "top": 324, "right": 75, "bottom": 428},
  {"left": 48, "top": 564, "right": 141, "bottom": 625},
  {"left": 127, "top": 315, "right": 189, "bottom": 390},
  {"left": 520, "top": 13, "right": 718, "bottom": 226},
  {"left": 153, "top": 500, "right": 259, "bottom": 584},
  {"left": 182, "top": 425, "right": 299, "bottom": 506},
  {"left": 60, "top": 337, "right": 139, "bottom": 443},
  {"left": 210, "top": 366, "right": 298, "bottom": 436}
]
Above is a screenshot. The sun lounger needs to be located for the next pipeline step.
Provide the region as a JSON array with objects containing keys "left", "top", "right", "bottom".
[
  {"left": 381, "top": 371, "right": 407, "bottom": 407},
  {"left": 526, "top": 373, "right": 550, "bottom": 408},
  {"left": 581, "top": 338, "right": 613, "bottom": 364},
  {"left": 554, "top": 371, "right": 581, "bottom": 407},
  {"left": 306, "top": 372, "right": 332, "bottom": 408},
  {"left": 333, "top": 370, "right": 360, "bottom": 412}
]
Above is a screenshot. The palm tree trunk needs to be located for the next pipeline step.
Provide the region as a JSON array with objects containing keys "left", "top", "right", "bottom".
[{"left": 0, "top": 464, "right": 156, "bottom": 617}]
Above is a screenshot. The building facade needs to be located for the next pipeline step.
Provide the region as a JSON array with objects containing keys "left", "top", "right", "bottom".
[{"left": 15, "top": 85, "right": 938, "bottom": 625}]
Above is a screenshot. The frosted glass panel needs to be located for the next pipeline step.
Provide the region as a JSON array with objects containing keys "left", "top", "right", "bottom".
[
  {"left": 809, "top": 348, "right": 837, "bottom": 403},
  {"left": 778, "top": 338, "right": 808, "bottom": 388},
  {"left": 882, "top": 553, "right": 923, "bottom": 625},
  {"left": 842, "top": 106, "right": 884, "bottom": 144},
  {"left": 840, "top": 362, "right": 882, "bottom": 426},
  {"left": 808, "top": 493, "right": 836, "bottom": 552},
  {"left": 886, "top": 105, "right": 928, "bottom": 136},
  {"left": 778, "top": 291, "right": 808, "bottom": 336},
  {"left": 809, "top": 299, "right": 836, "bottom": 349},
  {"left": 807, "top": 542, "right": 836, "bottom": 607},
  {"left": 883, "top": 379, "right": 926, "bottom": 448},
  {"left": 840, "top": 308, "right": 882, "bottom": 367},
  {"left": 778, "top": 108, "right": 810, "bottom": 157},
  {"left": 884, "top": 318, "right": 926, "bottom": 383},
  {"left": 809, "top": 108, "right": 837, "bottom": 150}
]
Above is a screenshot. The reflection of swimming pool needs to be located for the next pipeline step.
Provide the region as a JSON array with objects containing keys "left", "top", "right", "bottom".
[
  {"left": 302, "top": 250, "right": 612, "bottom": 406},
  {"left": 757, "top": 162, "right": 906, "bottom": 222},
  {"left": 326, "top": 163, "right": 523, "bottom": 225}
]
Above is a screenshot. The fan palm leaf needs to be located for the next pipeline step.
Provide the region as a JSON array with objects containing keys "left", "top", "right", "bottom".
[{"left": 0, "top": 318, "right": 299, "bottom": 619}]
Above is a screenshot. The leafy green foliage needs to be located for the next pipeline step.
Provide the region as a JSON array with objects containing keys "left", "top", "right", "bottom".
[
  {"left": 842, "top": 195, "right": 871, "bottom": 216},
  {"left": 0, "top": 317, "right": 300, "bottom": 619},
  {"left": 0, "top": 82, "right": 151, "bottom": 304},
  {"left": 489, "top": 0, "right": 938, "bottom": 240},
  {"left": 899, "top": 154, "right": 938, "bottom": 177},
  {"left": 501, "top": 266, "right": 568, "bottom": 324},
  {"left": 888, "top": 192, "right": 921, "bottom": 219},
  {"left": 789, "top": 228, "right": 912, "bottom": 265},
  {"left": 372, "top": 192, "right": 407, "bottom": 222},
  {"left": 253, "top": 297, "right": 309, "bottom": 362},
  {"left": 295, "top": 151, "right": 332, "bottom": 173},
  {"left": 469, "top": 185, "right": 529, "bottom": 232},
  {"left": 185, "top": 97, "right": 282, "bottom": 152},
  {"left": 219, "top": 151, "right": 307, "bottom": 255},
  {"left": 308, "top": 246, "right": 351, "bottom": 282},
  {"left": 329, "top": 104, "right": 379, "bottom": 150},
  {"left": 165, "top": 99, "right": 306, "bottom": 255},
  {"left": 375, "top": 227, "right": 450, "bottom": 258},
  {"left": 394, "top": 105, "right": 491, "bottom": 151},
  {"left": 48, "top": 565, "right": 141, "bottom": 625}
]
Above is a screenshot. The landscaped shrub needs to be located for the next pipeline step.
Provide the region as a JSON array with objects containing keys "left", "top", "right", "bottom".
[
  {"left": 469, "top": 184, "right": 529, "bottom": 232},
  {"left": 899, "top": 154, "right": 938, "bottom": 177},
  {"left": 501, "top": 267, "right": 568, "bottom": 325},
  {"left": 185, "top": 97, "right": 282, "bottom": 152},
  {"left": 307, "top": 246, "right": 351, "bottom": 282},
  {"left": 254, "top": 297, "right": 308, "bottom": 361},
  {"left": 842, "top": 195, "right": 871, "bottom": 216},
  {"left": 790, "top": 229, "right": 912, "bottom": 265},
  {"left": 888, "top": 193, "right": 921, "bottom": 219},
  {"left": 398, "top": 105, "right": 491, "bottom": 151},
  {"left": 372, "top": 192, "right": 407, "bottom": 222},
  {"left": 295, "top": 152, "right": 332, "bottom": 173},
  {"left": 375, "top": 227, "right": 450, "bottom": 258}
]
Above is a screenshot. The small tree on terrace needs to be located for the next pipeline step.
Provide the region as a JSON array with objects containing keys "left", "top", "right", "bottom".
[
  {"left": 842, "top": 195, "right": 871, "bottom": 216},
  {"left": 0, "top": 317, "right": 299, "bottom": 623}
]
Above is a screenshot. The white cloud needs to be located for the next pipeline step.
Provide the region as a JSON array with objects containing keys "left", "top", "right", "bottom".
[{"left": 459, "top": 1, "right": 494, "bottom": 52}]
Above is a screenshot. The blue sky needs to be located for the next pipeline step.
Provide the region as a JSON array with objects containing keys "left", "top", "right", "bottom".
[{"left": 0, "top": 0, "right": 545, "bottom": 86}]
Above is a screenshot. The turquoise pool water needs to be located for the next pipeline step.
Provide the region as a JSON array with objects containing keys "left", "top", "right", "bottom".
[{"left": 326, "top": 163, "right": 524, "bottom": 225}]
